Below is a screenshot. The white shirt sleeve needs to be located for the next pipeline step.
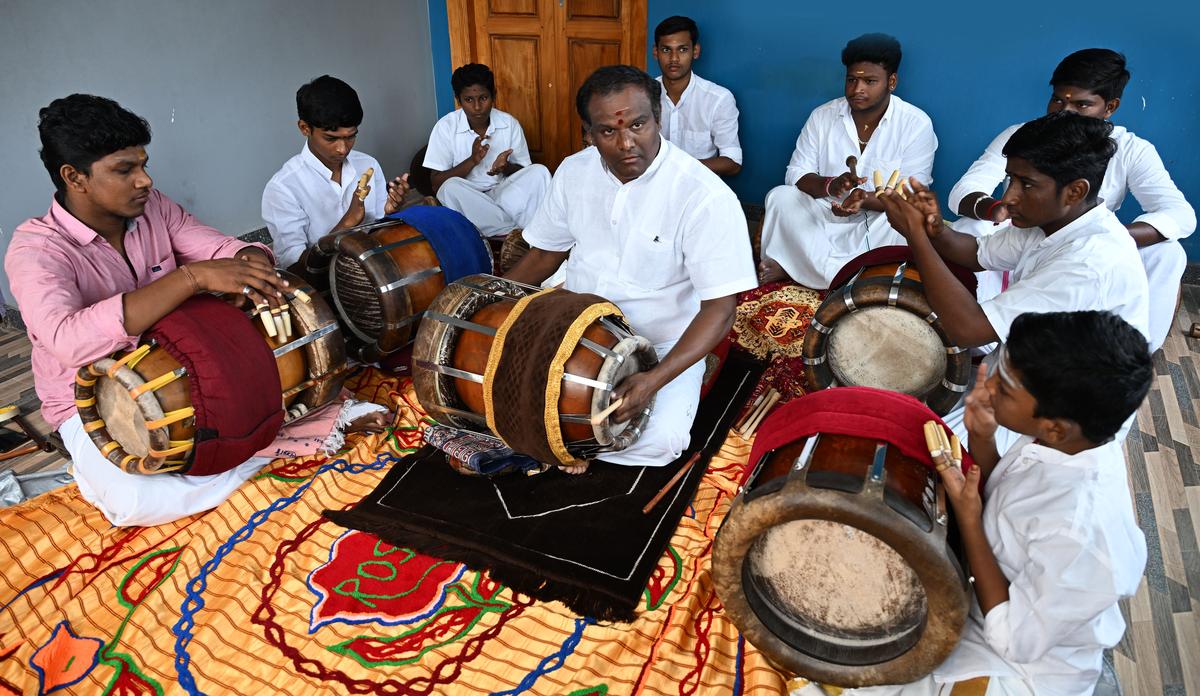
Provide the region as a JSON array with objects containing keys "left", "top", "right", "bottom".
[
  {"left": 680, "top": 195, "right": 758, "bottom": 300},
  {"left": 982, "top": 528, "right": 1130, "bottom": 665},
  {"left": 784, "top": 111, "right": 823, "bottom": 187},
  {"left": 1123, "top": 137, "right": 1197, "bottom": 241},
  {"left": 261, "top": 181, "right": 311, "bottom": 269},
  {"left": 980, "top": 262, "right": 1100, "bottom": 341},
  {"left": 521, "top": 172, "right": 575, "bottom": 252},
  {"left": 974, "top": 226, "right": 1027, "bottom": 272},
  {"left": 422, "top": 117, "right": 457, "bottom": 172},
  {"left": 948, "top": 125, "right": 1019, "bottom": 214},
  {"left": 901, "top": 115, "right": 938, "bottom": 186},
  {"left": 507, "top": 117, "right": 533, "bottom": 167},
  {"left": 711, "top": 92, "right": 743, "bottom": 165}
]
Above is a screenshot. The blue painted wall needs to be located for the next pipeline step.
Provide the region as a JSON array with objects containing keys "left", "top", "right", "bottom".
[{"left": 427, "top": 0, "right": 1200, "bottom": 260}]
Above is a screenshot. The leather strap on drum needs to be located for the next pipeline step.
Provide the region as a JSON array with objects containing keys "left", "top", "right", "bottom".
[{"left": 483, "top": 288, "right": 622, "bottom": 466}]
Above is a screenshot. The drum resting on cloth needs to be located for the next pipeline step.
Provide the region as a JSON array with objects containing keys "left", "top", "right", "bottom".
[
  {"left": 73, "top": 273, "right": 349, "bottom": 476},
  {"left": 412, "top": 274, "right": 657, "bottom": 468},
  {"left": 318, "top": 206, "right": 493, "bottom": 362},
  {"left": 713, "top": 387, "right": 970, "bottom": 688},
  {"left": 801, "top": 246, "right": 974, "bottom": 415}
]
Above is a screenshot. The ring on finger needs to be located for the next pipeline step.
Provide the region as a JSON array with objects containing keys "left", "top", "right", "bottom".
[{"left": 241, "top": 285, "right": 252, "bottom": 296}]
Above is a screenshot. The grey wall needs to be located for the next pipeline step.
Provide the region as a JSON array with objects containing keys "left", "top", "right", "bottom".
[{"left": 0, "top": 0, "right": 437, "bottom": 309}]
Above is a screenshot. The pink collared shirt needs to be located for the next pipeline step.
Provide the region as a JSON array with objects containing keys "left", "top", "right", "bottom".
[{"left": 4, "top": 190, "right": 271, "bottom": 428}]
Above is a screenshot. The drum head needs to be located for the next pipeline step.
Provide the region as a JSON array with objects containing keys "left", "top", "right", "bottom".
[
  {"left": 745, "top": 519, "right": 927, "bottom": 663},
  {"left": 591, "top": 334, "right": 658, "bottom": 447},
  {"left": 95, "top": 364, "right": 168, "bottom": 460},
  {"left": 827, "top": 307, "right": 946, "bottom": 397}
]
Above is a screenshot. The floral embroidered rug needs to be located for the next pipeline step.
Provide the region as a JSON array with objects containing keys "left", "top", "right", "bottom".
[{"left": 0, "top": 369, "right": 790, "bottom": 694}]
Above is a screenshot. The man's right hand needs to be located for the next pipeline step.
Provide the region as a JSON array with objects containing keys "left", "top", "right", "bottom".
[
  {"left": 827, "top": 170, "right": 866, "bottom": 199},
  {"left": 336, "top": 193, "right": 366, "bottom": 231},
  {"left": 189, "top": 255, "right": 291, "bottom": 308},
  {"left": 471, "top": 134, "right": 491, "bottom": 165}
]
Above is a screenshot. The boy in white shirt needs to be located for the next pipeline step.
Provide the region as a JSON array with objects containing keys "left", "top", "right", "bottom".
[
  {"left": 653, "top": 15, "right": 742, "bottom": 177},
  {"left": 758, "top": 33, "right": 937, "bottom": 289},
  {"left": 799, "top": 310, "right": 1149, "bottom": 696},
  {"left": 948, "top": 49, "right": 1194, "bottom": 352},
  {"left": 423, "top": 63, "right": 550, "bottom": 238},
  {"left": 262, "top": 75, "right": 409, "bottom": 270}
]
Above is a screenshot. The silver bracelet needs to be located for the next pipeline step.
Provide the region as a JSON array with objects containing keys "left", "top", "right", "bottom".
[{"left": 972, "top": 195, "right": 989, "bottom": 220}]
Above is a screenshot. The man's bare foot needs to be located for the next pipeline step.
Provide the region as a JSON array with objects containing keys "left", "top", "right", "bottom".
[
  {"left": 758, "top": 258, "right": 787, "bottom": 284},
  {"left": 347, "top": 411, "right": 390, "bottom": 434},
  {"left": 557, "top": 460, "right": 591, "bottom": 475}
]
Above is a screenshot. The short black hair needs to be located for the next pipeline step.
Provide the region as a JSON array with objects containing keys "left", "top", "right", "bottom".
[
  {"left": 654, "top": 15, "right": 698, "bottom": 45},
  {"left": 1007, "top": 311, "right": 1151, "bottom": 444},
  {"left": 452, "top": 63, "right": 495, "bottom": 99},
  {"left": 296, "top": 75, "right": 363, "bottom": 130},
  {"left": 1003, "top": 111, "right": 1116, "bottom": 200},
  {"left": 841, "top": 33, "right": 902, "bottom": 75},
  {"left": 38, "top": 94, "right": 152, "bottom": 195},
  {"left": 1051, "top": 48, "right": 1131, "bottom": 103},
  {"left": 575, "top": 65, "right": 662, "bottom": 128}
]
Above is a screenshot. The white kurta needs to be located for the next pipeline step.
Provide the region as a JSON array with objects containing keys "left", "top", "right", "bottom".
[
  {"left": 423, "top": 108, "right": 549, "bottom": 237},
  {"left": 943, "top": 204, "right": 1150, "bottom": 451},
  {"left": 948, "top": 123, "right": 1195, "bottom": 351},
  {"left": 262, "top": 146, "right": 387, "bottom": 268},
  {"left": 522, "top": 137, "right": 757, "bottom": 466},
  {"left": 656, "top": 73, "right": 743, "bottom": 164},
  {"left": 761, "top": 95, "right": 938, "bottom": 289}
]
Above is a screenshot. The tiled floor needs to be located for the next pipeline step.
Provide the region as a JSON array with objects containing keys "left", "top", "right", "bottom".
[{"left": 0, "top": 285, "right": 1198, "bottom": 695}]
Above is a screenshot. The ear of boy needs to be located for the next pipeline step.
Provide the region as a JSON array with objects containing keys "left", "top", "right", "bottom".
[{"left": 1033, "top": 416, "right": 1082, "bottom": 449}]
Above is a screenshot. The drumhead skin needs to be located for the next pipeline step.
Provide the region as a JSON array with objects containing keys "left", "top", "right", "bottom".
[{"left": 827, "top": 307, "right": 947, "bottom": 397}]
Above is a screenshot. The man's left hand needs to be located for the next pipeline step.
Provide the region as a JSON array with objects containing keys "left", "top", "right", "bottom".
[
  {"left": 611, "top": 370, "right": 660, "bottom": 424},
  {"left": 384, "top": 174, "right": 411, "bottom": 215},
  {"left": 831, "top": 188, "right": 868, "bottom": 216},
  {"left": 878, "top": 177, "right": 943, "bottom": 240}
]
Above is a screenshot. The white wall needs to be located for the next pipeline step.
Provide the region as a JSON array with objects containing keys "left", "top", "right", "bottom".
[{"left": 0, "top": 0, "right": 437, "bottom": 309}]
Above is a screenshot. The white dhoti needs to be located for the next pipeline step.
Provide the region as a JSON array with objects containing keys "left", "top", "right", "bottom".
[
  {"left": 599, "top": 349, "right": 704, "bottom": 468},
  {"left": 437, "top": 164, "right": 551, "bottom": 238},
  {"left": 761, "top": 184, "right": 907, "bottom": 290},
  {"left": 1140, "top": 239, "right": 1187, "bottom": 352},
  {"left": 61, "top": 413, "right": 268, "bottom": 527}
]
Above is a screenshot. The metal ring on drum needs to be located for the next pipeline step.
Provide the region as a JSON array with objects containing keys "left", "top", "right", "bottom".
[{"left": 801, "top": 260, "right": 970, "bottom": 415}]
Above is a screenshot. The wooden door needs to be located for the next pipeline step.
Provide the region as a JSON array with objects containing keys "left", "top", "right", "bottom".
[{"left": 447, "top": 0, "right": 647, "bottom": 170}]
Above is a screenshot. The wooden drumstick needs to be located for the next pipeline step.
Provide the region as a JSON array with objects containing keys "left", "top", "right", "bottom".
[
  {"left": 885, "top": 169, "right": 901, "bottom": 190},
  {"left": 642, "top": 451, "right": 701, "bottom": 514},
  {"left": 845, "top": 155, "right": 859, "bottom": 180},
  {"left": 873, "top": 170, "right": 884, "bottom": 190},
  {"left": 737, "top": 388, "right": 776, "bottom": 434},
  {"left": 741, "top": 390, "right": 782, "bottom": 439},
  {"left": 590, "top": 397, "right": 626, "bottom": 426},
  {"left": 735, "top": 391, "right": 767, "bottom": 432},
  {"left": 355, "top": 167, "right": 374, "bottom": 201}
]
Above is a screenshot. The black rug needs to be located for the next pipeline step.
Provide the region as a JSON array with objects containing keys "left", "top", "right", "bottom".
[{"left": 324, "top": 354, "right": 762, "bottom": 622}]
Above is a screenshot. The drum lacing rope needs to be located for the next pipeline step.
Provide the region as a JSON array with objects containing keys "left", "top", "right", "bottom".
[
  {"left": 106, "top": 343, "right": 154, "bottom": 378},
  {"left": 144, "top": 406, "right": 195, "bottom": 431},
  {"left": 129, "top": 367, "right": 186, "bottom": 399},
  {"left": 150, "top": 440, "right": 194, "bottom": 458}
]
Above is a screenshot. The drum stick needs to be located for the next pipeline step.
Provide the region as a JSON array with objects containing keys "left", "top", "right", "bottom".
[
  {"left": 896, "top": 180, "right": 908, "bottom": 199},
  {"left": 923, "top": 421, "right": 944, "bottom": 458},
  {"left": 885, "top": 169, "right": 901, "bottom": 189},
  {"left": 741, "top": 390, "right": 782, "bottom": 439},
  {"left": 873, "top": 170, "right": 884, "bottom": 190},
  {"left": 355, "top": 167, "right": 374, "bottom": 201},
  {"left": 950, "top": 434, "right": 962, "bottom": 468},
  {"left": 271, "top": 307, "right": 287, "bottom": 341},
  {"left": 736, "top": 388, "right": 776, "bottom": 435},
  {"left": 642, "top": 450, "right": 701, "bottom": 514},
  {"left": 281, "top": 306, "right": 293, "bottom": 337},
  {"left": 845, "top": 155, "right": 859, "bottom": 180},
  {"left": 590, "top": 397, "right": 625, "bottom": 426},
  {"left": 735, "top": 391, "right": 767, "bottom": 432}
]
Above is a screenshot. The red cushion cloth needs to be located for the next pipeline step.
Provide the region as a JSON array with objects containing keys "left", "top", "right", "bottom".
[
  {"left": 744, "top": 385, "right": 975, "bottom": 487},
  {"left": 827, "top": 245, "right": 978, "bottom": 297},
  {"left": 145, "top": 296, "right": 284, "bottom": 476}
]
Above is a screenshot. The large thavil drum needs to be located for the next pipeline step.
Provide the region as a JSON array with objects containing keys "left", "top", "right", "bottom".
[{"left": 412, "top": 274, "right": 657, "bottom": 468}]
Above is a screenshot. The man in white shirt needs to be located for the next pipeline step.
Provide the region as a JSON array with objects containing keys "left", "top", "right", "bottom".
[
  {"left": 758, "top": 33, "right": 937, "bottom": 289},
  {"left": 262, "top": 76, "right": 409, "bottom": 270},
  {"left": 948, "top": 49, "right": 1195, "bottom": 352},
  {"left": 652, "top": 15, "right": 742, "bottom": 177},
  {"left": 507, "top": 65, "right": 757, "bottom": 472},
  {"left": 423, "top": 63, "right": 550, "bottom": 239},
  {"left": 802, "top": 310, "right": 1149, "bottom": 696}
]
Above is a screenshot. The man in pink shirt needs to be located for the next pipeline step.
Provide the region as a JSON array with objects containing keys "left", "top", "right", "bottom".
[{"left": 5, "top": 94, "right": 298, "bottom": 525}]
